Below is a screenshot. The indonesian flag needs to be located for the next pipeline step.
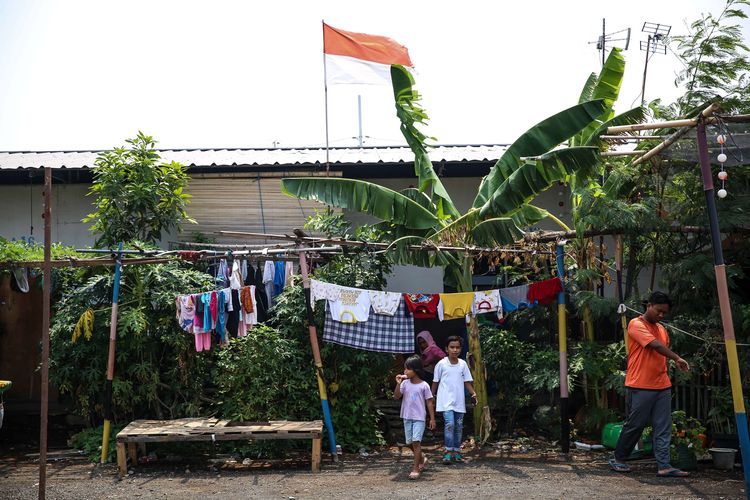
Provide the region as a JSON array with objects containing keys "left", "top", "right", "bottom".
[{"left": 323, "top": 23, "right": 414, "bottom": 86}]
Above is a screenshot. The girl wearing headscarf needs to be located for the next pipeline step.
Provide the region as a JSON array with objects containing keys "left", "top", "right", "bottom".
[{"left": 416, "top": 330, "right": 446, "bottom": 384}]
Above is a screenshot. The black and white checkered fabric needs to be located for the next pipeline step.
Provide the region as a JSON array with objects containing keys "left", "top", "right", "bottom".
[{"left": 323, "top": 299, "right": 415, "bottom": 353}]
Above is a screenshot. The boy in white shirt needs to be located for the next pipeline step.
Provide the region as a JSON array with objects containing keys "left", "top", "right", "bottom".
[{"left": 431, "top": 335, "right": 477, "bottom": 464}]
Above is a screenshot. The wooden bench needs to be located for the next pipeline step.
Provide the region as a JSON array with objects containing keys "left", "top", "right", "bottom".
[{"left": 115, "top": 417, "right": 323, "bottom": 476}]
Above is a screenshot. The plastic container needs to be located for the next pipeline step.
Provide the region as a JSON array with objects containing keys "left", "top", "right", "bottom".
[
  {"left": 601, "top": 422, "right": 652, "bottom": 454},
  {"left": 709, "top": 447, "right": 737, "bottom": 470}
]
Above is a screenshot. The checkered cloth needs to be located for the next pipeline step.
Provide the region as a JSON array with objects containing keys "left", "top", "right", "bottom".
[{"left": 323, "top": 299, "right": 415, "bottom": 353}]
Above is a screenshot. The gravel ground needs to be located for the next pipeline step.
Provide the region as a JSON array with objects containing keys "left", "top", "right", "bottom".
[{"left": 0, "top": 447, "right": 745, "bottom": 499}]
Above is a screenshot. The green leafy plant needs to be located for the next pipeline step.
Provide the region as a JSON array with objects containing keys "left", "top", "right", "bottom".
[
  {"left": 83, "top": 132, "right": 195, "bottom": 248},
  {"left": 70, "top": 424, "right": 124, "bottom": 462}
]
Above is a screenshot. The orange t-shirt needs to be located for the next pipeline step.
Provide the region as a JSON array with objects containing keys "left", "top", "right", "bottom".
[{"left": 624, "top": 316, "right": 671, "bottom": 390}]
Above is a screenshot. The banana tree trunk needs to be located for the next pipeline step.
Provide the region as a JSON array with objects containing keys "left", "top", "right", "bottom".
[{"left": 452, "top": 257, "right": 489, "bottom": 441}]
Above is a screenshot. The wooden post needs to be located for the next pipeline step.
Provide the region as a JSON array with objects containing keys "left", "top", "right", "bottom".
[
  {"left": 298, "top": 251, "right": 338, "bottom": 462},
  {"left": 116, "top": 442, "right": 127, "bottom": 478},
  {"left": 38, "top": 167, "right": 52, "bottom": 500},
  {"left": 101, "top": 242, "right": 123, "bottom": 462},
  {"left": 127, "top": 443, "right": 138, "bottom": 465},
  {"left": 696, "top": 120, "right": 750, "bottom": 497},
  {"left": 311, "top": 435, "right": 322, "bottom": 472},
  {"left": 614, "top": 235, "right": 629, "bottom": 353}
]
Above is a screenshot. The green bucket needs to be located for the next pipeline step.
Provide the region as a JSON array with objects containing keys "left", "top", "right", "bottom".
[{"left": 602, "top": 422, "right": 653, "bottom": 454}]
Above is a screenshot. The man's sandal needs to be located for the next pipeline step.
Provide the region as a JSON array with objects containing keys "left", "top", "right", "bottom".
[
  {"left": 408, "top": 470, "right": 420, "bottom": 479},
  {"left": 656, "top": 468, "right": 689, "bottom": 477},
  {"left": 608, "top": 458, "right": 631, "bottom": 472}
]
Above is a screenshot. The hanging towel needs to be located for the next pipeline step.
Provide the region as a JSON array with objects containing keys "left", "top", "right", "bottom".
[
  {"left": 368, "top": 290, "right": 402, "bottom": 316},
  {"left": 323, "top": 300, "right": 415, "bottom": 353},
  {"left": 471, "top": 289, "right": 502, "bottom": 317},
  {"left": 328, "top": 286, "right": 371, "bottom": 323},
  {"left": 284, "top": 261, "right": 295, "bottom": 288},
  {"left": 403, "top": 293, "right": 441, "bottom": 319},
  {"left": 230, "top": 260, "right": 243, "bottom": 289},
  {"left": 215, "top": 290, "right": 227, "bottom": 342},
  {"left": 226, "top": 289, "right": 241, "bottom": 337},
  {"left": 263, "top": 261, "right": 276, "bottom": 306},
  {"left": 437, "top": 292, "right": 474, "bottom": 321},
  {"left": 177, "top": 295, "right": 196, "bottom": 332},
  {"left": 273, "top": 261, "right": 286, "bottom": 295},
  {"left": 241, "top": 260, "right": 248, "bottom": 282},
  {"left": 500, "top": 284, "right": 531, "bottom": 312},
  {"left": 527, "top": 277, "right": 563, "bottom": 305},
  {"left": 254, "top": 265, "right": 269, "bottom": 321},
  {"left": 243, "top": 285, "right": 258, "bottom": 327},
  {"left": 240, "top": 286, "right": 255, "bottom": 313},
  {"left": 216, "top": 259, "right": 229, "bottom": 288}
]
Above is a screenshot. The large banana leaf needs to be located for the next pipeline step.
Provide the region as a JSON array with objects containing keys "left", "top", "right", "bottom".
[
  {"left": 578, "top": 73, "right": 598, "bottom": 104},
  {"left": 471, "top": 218, "right": 524, "bottom": 247},
  {"left": 281, "top": 177, "right": 440, "bottom": 230},
  {"left": 473, "top": 99, "right": 607, "bottom": 208},
  {"left": 479, "top": 147, "right": 600, "bottom": 218},
  {"left": 510, "top": 204, "right": 550, "bottom": 228},
  {"left": 391, "top": 65, "right": 460, "bottom": 220},
  {"left": 574, "top": 48, "right": 627, "bottom": 145}
]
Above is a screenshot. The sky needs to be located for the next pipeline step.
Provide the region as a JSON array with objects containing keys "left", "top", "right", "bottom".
[{"left": 0, "top": 0, "right": 745, "bottom": 152}]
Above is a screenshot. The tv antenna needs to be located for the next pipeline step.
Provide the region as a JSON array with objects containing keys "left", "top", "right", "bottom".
[
  {"left": 589, "top": 18, "right": 631, "bottom": 66},
  {"left": 640, "top": 21, "right": 671, "bottom": 105}
]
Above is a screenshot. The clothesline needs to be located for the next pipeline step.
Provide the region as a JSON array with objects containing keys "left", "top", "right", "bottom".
[{"left": 622, "top": 304, "right": 750, "bottom": 347}]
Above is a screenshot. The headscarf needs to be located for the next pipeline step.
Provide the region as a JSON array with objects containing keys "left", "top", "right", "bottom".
[{"left": 416, "top": 330, "right": 446, "bottom": 367}]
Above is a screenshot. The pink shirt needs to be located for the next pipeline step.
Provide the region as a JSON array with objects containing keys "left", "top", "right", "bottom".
[{"left": 399, "top": 380, "right": 433, "bottom": 421}]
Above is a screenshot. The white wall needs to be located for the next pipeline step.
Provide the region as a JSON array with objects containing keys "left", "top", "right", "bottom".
[{"left": 0, "top": 183, "right": 94, "bottom": 247}]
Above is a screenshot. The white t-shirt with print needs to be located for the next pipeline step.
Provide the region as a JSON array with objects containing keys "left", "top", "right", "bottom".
[
  {"left": 433, "top": 357, "right": 473, "bottom": 413},
  {"left": 328, "top": 286, "right": 371, "bottom": 323}
]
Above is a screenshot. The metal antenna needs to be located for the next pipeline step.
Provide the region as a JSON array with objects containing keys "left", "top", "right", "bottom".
[
  {"left": 640, "top": 21, "right": 671, "bottom": 104},
  {"left": 588, "top": 18, "right": 631, "bottom": 66}
]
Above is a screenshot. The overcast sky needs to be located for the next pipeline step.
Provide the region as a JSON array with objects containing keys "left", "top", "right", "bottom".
[{"left": 0, "top": 0, "right": 744, "bottom": 151}]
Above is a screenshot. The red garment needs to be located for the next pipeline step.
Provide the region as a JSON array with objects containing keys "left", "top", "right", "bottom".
[
  {"left": 527, "top": 277, "right": 563, "bottom": 305},
  {"left": 209, "top": 291, "right": 219, "bottom": 325},
  {"left": 177, "top": 250, "right": 200, "bottom": 262},
  {"left": 403, "top": 293, "right": 441, "bottom": 319}
]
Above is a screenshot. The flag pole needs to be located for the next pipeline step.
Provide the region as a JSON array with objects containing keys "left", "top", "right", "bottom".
[{"left": 322, "top": 20, "right": 331, "bottom": 177}]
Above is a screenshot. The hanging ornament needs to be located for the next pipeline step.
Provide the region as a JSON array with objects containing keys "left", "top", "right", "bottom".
[{"left": 717, "top": 129, "right": 728, "bottom": 199}]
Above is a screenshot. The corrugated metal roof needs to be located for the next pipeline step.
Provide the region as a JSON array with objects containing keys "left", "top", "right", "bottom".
[{"left": 0, "top": 144, "right": 507, "bottom": 170}]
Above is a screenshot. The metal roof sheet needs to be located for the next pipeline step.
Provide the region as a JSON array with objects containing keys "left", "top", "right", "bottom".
[{"left": 0, "top": 144, "right": 507, "bottom": 170}]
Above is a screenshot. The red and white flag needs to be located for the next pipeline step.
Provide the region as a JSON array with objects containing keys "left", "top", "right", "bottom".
[{"left": 323, "top": 23, "right": 414, "bottom": 86}]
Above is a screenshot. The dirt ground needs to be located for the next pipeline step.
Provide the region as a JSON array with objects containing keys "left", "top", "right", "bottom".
[{"left": 0, "top": 444, "right": 746, "bottom": 500}]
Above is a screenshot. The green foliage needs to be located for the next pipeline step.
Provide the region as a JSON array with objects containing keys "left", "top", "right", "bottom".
[
  {"left": 71, "top": 424, "right": 124, "bottom": 462},
  {"left": 673, "top": 0, "right": 750, "bottom": 114},
  {"left": 481, "top": 326, "right": 532, "bottom": 433},
  {"left": 0, "top": 238, "right": 80, "bottom": 263},
  {"left": 50, "top": 262, "right": 215, "bottom": 423},
  {"left": 83, "top": 132, "right": 195, "bottom": 248},
  {"left": 215, "top": 326, "right": 317, "bottom": 421}
]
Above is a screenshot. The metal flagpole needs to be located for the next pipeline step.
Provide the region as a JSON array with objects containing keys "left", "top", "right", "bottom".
[
  {"left": 298, "top": 251, "right": 338, "bottom": 461},
  {"left": 38, "top": 167, "right": 52, "bottom": 500},
  {"left": 100, "top": 242, "right": 123, "bottom": 462},
  {"left": 322, "top": 20, "right": 331, "bottom": 176},
  {"left": 556, "top": 243, "right": 570, "bottom": 453},
  {"left": 696, "top": 119, "right": 750, "bottom": 496}
]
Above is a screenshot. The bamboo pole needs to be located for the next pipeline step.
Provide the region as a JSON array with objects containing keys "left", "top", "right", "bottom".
[
  {"left": 100, "top": 242, "right": 123, "bottom": 463},
  {"left": 696, "top": 120, "right": 750, "bottom": 497},
  {"left": 218, "top": 231, "right": 548, "bottom": 254},
  {"left": 607, "top": 103, "right": 720, "bottom": 134},
  {"left": 600, "top": 151, "right": 646, "bottom": 157},
  {"left": 614, "top": 235, "right": 628, "bottom": 354},
  {"left": 0, "top": 257, "right": 173, "bottom": 269},
  {"left": 38, "top": 167, "right": 51, "bottom": 500},
  {"left": 599, "top": 135, "right": 672, "bottom": 140},
  {"left": 556, "top": 244, "right": 570, "bottom": 453},
  {"left": 298, "top": 250, "right": 338, "bottom": 462}
]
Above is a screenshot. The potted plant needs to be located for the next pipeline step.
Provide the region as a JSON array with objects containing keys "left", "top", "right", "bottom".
[{"left": 642, "top": 411, "right": 706, "bottom": 471}]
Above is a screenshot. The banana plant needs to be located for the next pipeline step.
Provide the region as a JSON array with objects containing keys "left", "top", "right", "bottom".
[{"left": 281, "top": 64, "right": 608, "bottom": 438}]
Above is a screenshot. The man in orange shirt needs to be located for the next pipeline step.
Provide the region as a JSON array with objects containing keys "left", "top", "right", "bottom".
[{"left": 609, "top": 291, "right": 691, "bottom": 477}]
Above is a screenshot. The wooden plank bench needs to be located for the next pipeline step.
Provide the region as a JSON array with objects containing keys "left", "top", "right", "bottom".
[{"left": 115, "top": 418, "right": 323, "bottom": 476}]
